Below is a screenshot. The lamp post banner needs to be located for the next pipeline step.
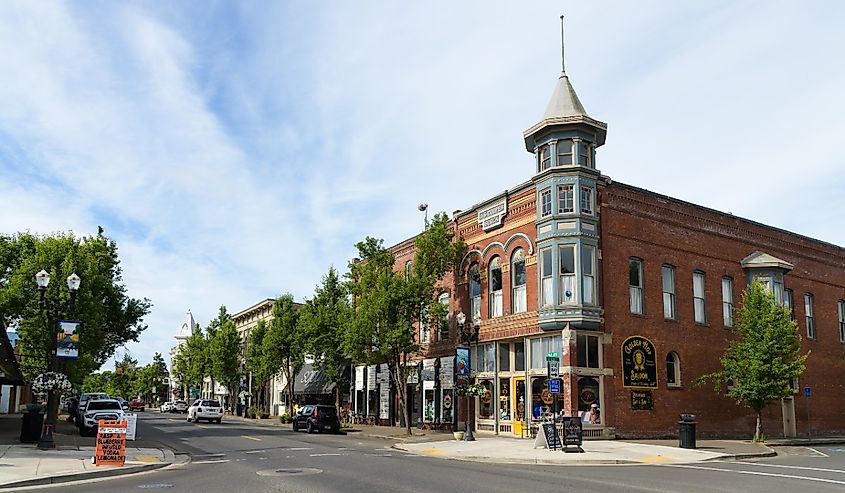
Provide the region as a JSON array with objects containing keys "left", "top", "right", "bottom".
[
  {"left": 56, "top": 320, "right": 80, "bottom": 359},
  {"left": 455, "top": 347, "right": 469, "bottom": 377}
]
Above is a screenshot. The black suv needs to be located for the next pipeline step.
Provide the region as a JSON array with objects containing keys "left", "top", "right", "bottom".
[{"left": 292, "top": 404, "right": 340, "bottom": 434}]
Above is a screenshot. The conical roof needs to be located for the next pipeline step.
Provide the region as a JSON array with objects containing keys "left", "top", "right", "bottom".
[
  {"left": 543, "top": 74, "right": 588, "bottom": 119},
  {"left": 175, "top": 309, "right": 197, "bottom": 340}
]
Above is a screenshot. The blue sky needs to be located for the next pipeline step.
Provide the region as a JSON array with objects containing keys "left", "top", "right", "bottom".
[{"left": 2, "top": 1, "right": 843, "bottom": 367}]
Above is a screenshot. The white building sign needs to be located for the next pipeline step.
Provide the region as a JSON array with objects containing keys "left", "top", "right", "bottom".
[{"left": 477, "top": 198, "right": 507, "bottom": 231}]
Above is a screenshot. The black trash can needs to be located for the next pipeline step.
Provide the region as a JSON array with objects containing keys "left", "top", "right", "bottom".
[
  {"left": 20, "top": 406, "right": 45, "bottom": 444},
  {"left": 678, "top": 414, "right": 696, "bottom": 449}
]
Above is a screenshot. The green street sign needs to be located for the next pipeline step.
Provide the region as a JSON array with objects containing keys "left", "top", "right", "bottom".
[{"left": 546, "top": 352, "right": 559, "bottom": 361}]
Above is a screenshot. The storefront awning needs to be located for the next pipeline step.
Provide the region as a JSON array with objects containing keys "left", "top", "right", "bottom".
[{"left": 293, "top": 363, "right": 335, "bottom": 395}]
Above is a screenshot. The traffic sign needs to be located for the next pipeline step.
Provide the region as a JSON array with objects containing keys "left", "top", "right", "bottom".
[
  {"left": 804, "top": 386, "right": 811, "bottom": 398},
  {"left": 546, "top": 352, "right": 559, "bottom": 361},
  {"left": 549, "top": 378, "right": 561, "bottom": 393},
  {"left": 548, "top": 361, "right": 560, "bottom": 378}
]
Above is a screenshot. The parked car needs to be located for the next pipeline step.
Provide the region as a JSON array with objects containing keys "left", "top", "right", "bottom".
[
  {"left": 187, "top": 399, "right": 223, "bottom": 423},
  {"left": 160, "top": 401, "right": 174, "bottom": 412},
  {"left": 79, "top": 399, "right": 124, "bottom": 437},
  {"left": 292, "top": 404, "right": 340, "bottom": 434},
  {"left": 173, "top": 400, "right": 188, "bottom": 413},
  {"left": 114, "top": 397, "right": 130, "bottom": 412},
  {"left": 129, "top": 398, "right": 145, "bottom": 412},
  {"left": 75, "top": 392, "right": 110, "bottom": 426}
]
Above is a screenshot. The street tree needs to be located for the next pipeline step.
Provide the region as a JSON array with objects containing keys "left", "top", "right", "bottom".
[
  {"left": 265, "top": 294, "right": 303, "bottom": 415},
  {"left": 246, "top": 319, "right": 272, "bottom": 413},
  {"left": 698, "top": 281, "right": 808, "bottom": 441},
  {"left": 345, "top": 214, "right": 465, "bottom": 435},
  {"left": 298, "top": 267, "right": 351, "bottom": 415},
  {"left": 0, "top": 229, "right": 151, "bottom": 384},
  {"left": 174, "top": 329, "right": 210, "bottom": 398},
  {"left": 210, "top": 318, "right": 241, "bottom": 412}
]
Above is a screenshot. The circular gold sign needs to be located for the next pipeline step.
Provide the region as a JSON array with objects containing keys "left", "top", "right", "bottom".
[{"left": 541, "top": 389, "right": 554, "bottom": 404}]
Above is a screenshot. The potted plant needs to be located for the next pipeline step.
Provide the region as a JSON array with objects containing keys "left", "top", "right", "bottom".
[
  {"left": 279, "top": 413, "right": 293, "bottom": 424},
  {"left": 259, "top": 412, "right": 270, "bottom": 419},
  {"left": 247, "top": 406, "right": 258, "bottom": 419}
]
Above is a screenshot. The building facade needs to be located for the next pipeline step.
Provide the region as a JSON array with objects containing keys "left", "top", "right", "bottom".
[
  {"left": 169, "top": 309, "right": 198, "bottom": 401},
  {"left": 357, "top": 50, "right": 845, "bottom": 439}
]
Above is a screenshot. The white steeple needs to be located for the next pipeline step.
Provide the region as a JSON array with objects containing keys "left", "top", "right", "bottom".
[{"left": 175, "top": 309, "right": 197, "bottom": 342}]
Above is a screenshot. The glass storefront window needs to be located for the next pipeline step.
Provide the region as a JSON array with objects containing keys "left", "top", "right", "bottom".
[
  {"left": 514, "top": 379, "right": 526, "bottom": 422},
  {"left": 498, "top": 380, "right": 511, "bottom": 420},
  {"left": 577, "top": 376, "right": 600, "bottom": 415},
  {"left": 530, "top": 376, "right": 564, "bottom": 421},
  {"left": 479, "top": 380, "right": 494, "bottom": 419},
  {"left": 499, "top": 343, "right": 510, "bottom": 372},
  {"left": 424, "top": 389, "right": 435, "bottom": 422},
  {"left": 514, "top": 342, "right": 525, "bottom": 371},
  {"left": 441, "top": 389, "right": 453, "bottom": 422}
]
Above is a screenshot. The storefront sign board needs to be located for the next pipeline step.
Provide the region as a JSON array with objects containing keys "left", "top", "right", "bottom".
[
  {"left": 631, "top": 390, "right": 653, "bottom": 410},
  {"left": 621, "top": 335, "right": 658, "bottom": 389},
  {"left": 94, "top": 419, "right": 127, "bottom": 466}
]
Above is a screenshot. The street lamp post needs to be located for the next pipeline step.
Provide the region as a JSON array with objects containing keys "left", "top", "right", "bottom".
[
  {"left": 35, "top": 269, "right": 80, "bottom": 450},
  {"left": 456, "top": 311, "right": 479, "bottom": 442}
]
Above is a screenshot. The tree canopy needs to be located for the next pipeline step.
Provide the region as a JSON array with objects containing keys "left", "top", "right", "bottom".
[
  {"left": 0, "top": 229, "right": 151, "bottom": 383},
  {"left": 698, "top": 281, "right": 808, "bottom": 441}
]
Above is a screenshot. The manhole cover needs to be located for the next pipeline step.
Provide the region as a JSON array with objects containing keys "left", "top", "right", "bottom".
[
  {"left": 137, "top": 484, "right": 174, "bottom": 489},
  {"left": 256, "top": 468, "right": 322, "bottom": 477}
]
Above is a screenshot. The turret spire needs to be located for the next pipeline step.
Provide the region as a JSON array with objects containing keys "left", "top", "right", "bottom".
[{"left": 560, "top": 15, "right": 566, "bottom": 75}]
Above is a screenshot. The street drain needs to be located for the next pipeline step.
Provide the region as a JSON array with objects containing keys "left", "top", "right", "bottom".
[
  {"left": 256, "top": 467, "right": 322, "bottom": 477},
  {"left": 137, "top": 484, "right": 174, "bottom": 489}
]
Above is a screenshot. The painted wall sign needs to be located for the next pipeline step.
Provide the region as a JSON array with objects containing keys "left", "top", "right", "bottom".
[
  {"left": 477, "top": 198, "right": 507, "bottom": 231},
  {"left": 621, "top": 335, "right": 658, "bottom": 389},
  {"left": 631, "top": 390, "right": 654, "bottom": 410}
]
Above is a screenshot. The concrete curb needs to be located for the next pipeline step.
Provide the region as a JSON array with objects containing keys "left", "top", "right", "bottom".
[{"left": 0, "top": 462, "right": 168, "bottom": 490}]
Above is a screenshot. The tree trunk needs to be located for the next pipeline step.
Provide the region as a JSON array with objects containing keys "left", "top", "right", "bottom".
[
  {"left": 392, "top": 358, "right": 411, "bottom": 436},
  {"left": 755, "top": 411, "right": 763, "bottom": 442}
]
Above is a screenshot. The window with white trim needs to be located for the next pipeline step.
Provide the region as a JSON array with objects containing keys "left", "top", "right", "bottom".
[
  {"left": 629, "top": 258, "right": 643, "bottom": 314},
  {"left": 578, "top": 141, "right": 591, "bottom": 167},
  {"left": 540, "top": 188, "right": 552, "bottom": 217},
  {"left": 489, "top": 256, "right": 503, "bottom": 318},
  {"left": 662, "top": 265, "right": 676, "bottom": 320},
  {"left": 693, "top": 271, "right": 706, "bottom": 324},
  {"left": 558, "top": 184, "right": 574, "bottom": 213},
  {"left": 784, "top": 289, "right": 795, "bottom": 320},
  {"left": 530, "top": 335, "right": 562, "bottom": 369},
  {"left": 666, "top": 352, "right": 681, "bottom": 387},
  {"left": 722, "top": 277, "right": 734, "bottom": 327},
  {"left": 469, "top": 264, "right": 481, "bottom": 322},
  {"left": 580, "top": 187, "right": 594, "bottom": 215},
  {"left": 437, "top": 292, "right": 449, "bottom": 339},
  {"left": 559, "top": 245, "right": 576, "bottom": 304},
  {"left": 541, "top": 249, "right": 554, "bottom": 307},
  {"left": 582, "top": 245, "right": 596, "bottom": 305},
  {"left": 540, "top": 144, "right": 551, "bottom": 170},
  {"left": 557, "top": 139, "right": 573, "bottom": 166},
  {"left": 839, "top": 300, "right": 845, "bottom": 343},
  {"left": 804, "top": 293, "right": 815, "bottom": 339},
  {"left": 405, "top": 261, "right": 413, "bottom": 279},
  {"left": 511, "top": 249, "right": 527, "bottom": 313}
]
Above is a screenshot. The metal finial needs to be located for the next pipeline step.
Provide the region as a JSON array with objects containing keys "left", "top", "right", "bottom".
[{"left": 560, "top": 15, "right": 566, "bottom": 75}]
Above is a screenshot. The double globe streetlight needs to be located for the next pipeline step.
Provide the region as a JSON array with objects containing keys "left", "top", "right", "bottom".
[
  {"left": 34, "top": 269, "right": 81, "bottom": 450},
  {"left": 456, "top": 311, "right": 479, "bottom": 442}
]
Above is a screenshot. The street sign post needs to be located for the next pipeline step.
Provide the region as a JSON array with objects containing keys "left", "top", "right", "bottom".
[
  {"left": 549, "top": 378, "right": 561, "bottom": 394},
  {"left": 546, "top": 352, "right": 561, "bottom": 420}
]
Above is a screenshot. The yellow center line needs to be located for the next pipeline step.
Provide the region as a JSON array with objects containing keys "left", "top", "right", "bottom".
[{"left": 241, "top": 435, "right": 262, "bottom": 441}]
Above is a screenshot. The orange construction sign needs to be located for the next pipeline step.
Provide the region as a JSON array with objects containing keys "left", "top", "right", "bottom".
[{"left": 94, "top": 419, "right": 127, "bottom": 466}]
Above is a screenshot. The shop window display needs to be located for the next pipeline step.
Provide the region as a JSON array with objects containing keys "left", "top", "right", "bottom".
[
  {"left": 531, "top": 376, "right": 564, "bottom": 422},
  {"left": 441, "top": 389, "right": 453, "bottom": 422},
  {"left": 424, "top": 389, "right": 435, "bottom": 422},
  {"left": 514, "top": 379, "right": 526, "bottom": 422},
  {"left": 499, "top": 380, "right": 511, "bottom": 420},
  {"left": 577, "top": 376, "right": 600, "bottom": 424},
  {"left": 479, "top": 380, "right": 494, "bottom": 419}
]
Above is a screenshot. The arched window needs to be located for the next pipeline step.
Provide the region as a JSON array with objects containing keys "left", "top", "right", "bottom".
[
  {"left": 489, "top": 257, "right": 503, "bottom": 317},
  {"left": 469, "top": 263, "right": 481, "bottom": 322},
  {"left": 405, "top": 261, "right": 413, "bottom": 279},
  {"left": 511, "top": 249, "right": 527, "bottom": 313},
  {"left": 438, "top": 292, "right": 450, "bottom": 340},
  {"left": 666, "top": 352, "right": 680, "bottom": 387}
]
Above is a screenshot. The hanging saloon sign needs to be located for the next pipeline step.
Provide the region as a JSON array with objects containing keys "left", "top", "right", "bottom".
[{"left": 621, "top": 336, "right": 658, "bottom": 389}]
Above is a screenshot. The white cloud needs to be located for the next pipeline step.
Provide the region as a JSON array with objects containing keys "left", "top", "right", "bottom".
[{"left": 1, "top": 0, "right": 843, "bottom": 366}]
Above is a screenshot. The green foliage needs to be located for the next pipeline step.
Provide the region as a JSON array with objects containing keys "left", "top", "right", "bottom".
[
  {"left": 344, "top": 213, "right": 465, "bottom": 434},
  {"left": 298, "top": 267, "right": 350, "bottom": 407},
  {"left": 265, "top": 294, "right": 304, "bottom": 414},
  {"left": 210, "top": 317, "right": 241, "bottom": 409},
  {"left": 0, "top": 229, "right": 151, "bottom": 384},
  {"left": 697, "top": 281, "right": 808, "bottom": 440}
]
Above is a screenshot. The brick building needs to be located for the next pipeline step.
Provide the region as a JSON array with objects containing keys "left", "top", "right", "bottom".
[{"left": 355, "top": 39, "right": 845, "bottom": 439}]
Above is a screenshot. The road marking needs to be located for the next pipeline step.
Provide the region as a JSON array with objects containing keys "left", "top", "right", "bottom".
[
  {"left": 420, "top": 448, "right": 447, "bottom": 455},
  {"left": 639, "top": 456, "right": 672, "bottom": 463},
  {"left": 309, "top": 453, "right": 346, "bottom": 457},
  {"left": 241, "top": 435, "right": 262, "bottom": 441},
  {"left": 192, "top": 459, "right": 230, "bottom": 464},
  {"left": 194, "top": 454, "right": 225, "bottom": 458},
  {"left": 737, "top": 462, "right": 845, "bottom": 475},
  {"left": 244, "top": 450, "right": 266, "bottom": 454},
  {"left": 135, "top": 455, "right": 162, "bottom": 463},
  {"left": 807, "top": 447, "right": 830, "bottom": 457},
  {"left": 664, "top": 464, "right": 845, "bottom": 486}
]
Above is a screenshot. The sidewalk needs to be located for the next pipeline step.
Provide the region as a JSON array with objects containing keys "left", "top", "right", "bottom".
[
  {"left": 0, "top": 412, "right": 181, "bottom": 490},
  {"left": 225, "top": 413, "right": 776, "bottom": 464}
]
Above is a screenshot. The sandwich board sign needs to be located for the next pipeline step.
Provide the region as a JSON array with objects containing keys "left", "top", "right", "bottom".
[{"left": 94, "top": 419, "right": 127, "bottom": 466}]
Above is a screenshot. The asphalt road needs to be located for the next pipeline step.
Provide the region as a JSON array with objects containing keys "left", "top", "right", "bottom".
[{"left": 29, "top": 413, "right": 845, "bottom": 493}]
